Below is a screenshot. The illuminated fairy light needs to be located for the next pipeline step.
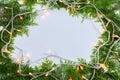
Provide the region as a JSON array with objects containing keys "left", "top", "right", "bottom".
[
  {"left": 45, "top": 72, "right": 49, "bottom": 77},
  {"left": 59, "top": 0, "right": 63, "bottom": 3},
  {"left": 16, "top": 58, "right": 23, "bottom": 64},
  {"left": 82, "top": 75, "right": 87, "bottom": 80},
  {"left": 69, "top": 77, "right": 73, "bottom": 80},
  {"left": 112, "top": 34, "right": 119, "bottom": 38},
  {"left": 93, "top": 44, "right": 99, "bottom": 48},
  {"left": 16, "top": 69, "right": 21, "bottom": 74},
  {"left": 98, "top": 38, "right": 103, "bottom": 42},
  {"left": 17, "top": 29, "right": 22, "bottom": 32},
  {"left": 29, "top": 72, "right": 33, "bottom": 76},
  {"left": 100, "top": 64, "right": 108, "bottom": 72},
  {"left": 18, "top": 0, "right": 25, "bottom": 5},
  {"left": 80, "top": 65, "right": 84, "bottom": 70},
  {"left": 25, "top": 53, "right": 30, "bottom": 58},
  {"left": 19, "top": 16, "right": 23, "bottom": 20},
  {"left": 3, "top": 48, "right": 11, "bottom": 53}
]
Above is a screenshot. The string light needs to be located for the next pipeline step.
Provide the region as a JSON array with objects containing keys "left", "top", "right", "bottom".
[
  {"left": 0, "top": 0, "right": 120, "bottom": 80},
  {"left": 16, "top": 69, "right": 21, "bottom": 74},
  {"left": 59, "top": 0, "right": 63, "bottom": 3},
  {"left": 45, "top": 72, "right": 49, "bottom": 77},
  {"left": 69, "top": 77, "right": 73, "bottom": 80},
  {"left": 29, "top": 72, "right": 33, "bottom": 76},
  {"left": 25, "top": 53, "right": 30, "bottom": 58},
  {"left": 18, "top": 0, "right": 25, "bottom": 4},
  {"left": 81, "top": 75, "right": 86, "bottom": 79},
  {"left": 112, "top": 34, "right": 119, "bottom": 38},
  {"left": 98, "top": 38, "right": 103, "bottom": 42},
  {"left": 19, "top": 16, "right": 23, "bottom": 20},
  {"left": 93, "top": 44, "right": 99, "bottom": 48},
  {"left": 3, "top": 48, "right": 10, "bottom": 53},
  {"left": 17, "top": 29, "right": 22, "bottom": 32},
  {"left": 7, "top": 31, "right": 13, "bottom": 36},
  {"left": 100, "top": 63, "right": 108, "bottom": 72},
  {"left": 80, "top": 65, "right": 84, "bottom": 70}
]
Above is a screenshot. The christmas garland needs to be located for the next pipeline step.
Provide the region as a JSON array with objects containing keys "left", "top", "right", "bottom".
[{"left": 0, "top": 0, "right": 120, "bottom": 80}]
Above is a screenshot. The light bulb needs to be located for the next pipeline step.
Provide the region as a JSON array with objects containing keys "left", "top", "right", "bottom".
[
  {"left": 29, "top": 72, "right": 33, "bottom": 76},
  {"left": 80, "top": 66, "right": 84, "bottom": 70},
  {"left": 25, "top": 53, "right": 30, "bottom": 58},
  {"left": 19, "top": 16, "right": 23, "bottom": 20},
  {"left": 16, "top": 69, "right": 21, "bottom": 74},
  {"left": 3, "top": 48, "right": 10, "bottom": 53},
  {"left": 18, "top": 0, "right": 25, "bottom": 4},
  {"left": 45, "top": 73, "right": 49, "bottom": 77}
]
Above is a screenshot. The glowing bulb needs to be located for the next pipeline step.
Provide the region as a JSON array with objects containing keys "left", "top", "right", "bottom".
[
  {"left": 69, "top": 77, "right": 72, "bottom": 80},
  {"left": 3, "top": 48, "right": 10, "bottom": 53},
  {"left": 16, "top": 58, "right": 22, "bottom": 64},
  {"left": 8, "top": 31, "right": 12, "bottom": 36},
  {"left": 19, "top": 16, "right": 23, "bottom": 20},
  {"left": 100, "top": 63, "right": 108, "bottom": 72},
  {"left": 51, "top": 67, "right": 55, "bottom": 71},
  {"left": 80, "top": 66, "right": 84, "bottom": 70},
  {"left": 93, "top": 44, "right": 98, "bottom": 48},
  {"left": 112, "top": 34, "right": 119, "bottom": 38},
  {"left": 45, "top": 73, "right": 49, "bottom": 77},
  {"left": 82, "top": 75, "right": 86, "bottom": 79},
  {"left": 59, "top": 0, "right": 63, "bottom": 2},
  {"left": 16, "top": 69, "right": 21, "bottom": 74},
  {"left": 77, "top": 5, "right": 81, "bottom": 8},
  {"left": 25, "top": 53, "right": 30, "bottom": 58},
  {"left": 5, "top": 7, "right": 8, "bottom": 9},
  {"left": 18, "top": 0, "right": 25, "bottom": 4},
  {"left": 100, "top": 29, "right": 105, "bottom": 34},
  {"left": 17, "top": 29, "right": 22, "bottom": 32},
  {"left": 98, "top": 38, "right": 103, "bottom": 42},
  {"left": 29, "top": 72, "right": 33, "bottom": 76}
]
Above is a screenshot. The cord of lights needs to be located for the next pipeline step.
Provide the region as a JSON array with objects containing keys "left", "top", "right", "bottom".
[{"left": 0, "top": 0, "right": 120, "bottom": 80}]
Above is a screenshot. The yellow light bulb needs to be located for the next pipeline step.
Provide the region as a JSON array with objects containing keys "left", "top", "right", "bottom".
[
  {"left": 29, "top": 72, "right": 33, "bottom": 76},
  {"left": 100, "top": 64, "right": 106, "bottom": 68},
  {"left": 77, "top": 5, "right": 81, "bottom": 8},
  {"left": 3, "top": 48, "right": 10, "bottom": 53},
  {"left": 17, "top": 29, "right": 22, "bottom": 32},
  {"left": 80, "top": 66, "right": 84, "bottom": 70},
  {"left": 18, "top": 0, "right": 25, "bottom": 4},
  {"left": 19, "top": 16, "right": 23, "bottom": 20},
  {"left": 25, "top": 53, "right": 30, "bottom": 58},
  {"left": 100, "top": 63, "right": 108, "bottom": 72},
  {"left": 59, "top": 0, "right": 63, "bottom": 2},
  {"left": 45, "top": 73, "right": 49, "bottom": 77},
  {"left": 98, "top": 38, "right": 103, "bottom": 42},
  {"left": 112, "top": 34, "right": 119, "bottom": 38},
  {"left": 16, "top": 69, "right": 21, "bottom": 74},
  {"left": 16, "top": 58, "right": 22, "bottom": 64},
  {"left": 82, "top": 75, "right": 86, "bottom": 79},
  {"left": 51, "top": 67, "right": 55, "bottom": 71},
  {"left": 7, "top": 31, "right": 12, "bottom": 36},
  {"left": 93, "top": 44, "right": 98, "bottom": 48},
  {"left": 69, "top": 77, "right": 72, "bottom": 80}
]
